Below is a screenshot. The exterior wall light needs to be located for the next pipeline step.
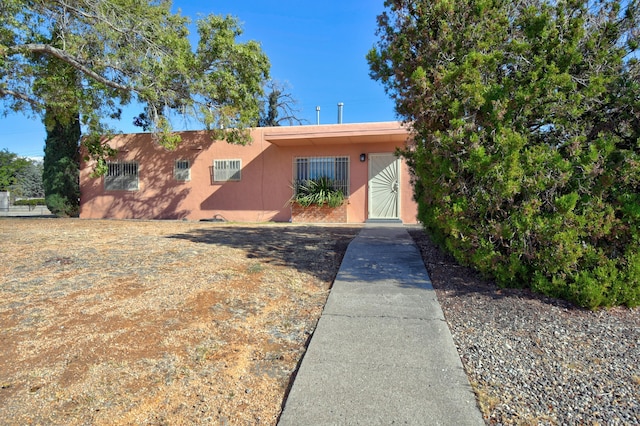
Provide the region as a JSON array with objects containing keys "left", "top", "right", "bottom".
[{"left": 360, "top": 153, "right": 366, "bottom": 162}]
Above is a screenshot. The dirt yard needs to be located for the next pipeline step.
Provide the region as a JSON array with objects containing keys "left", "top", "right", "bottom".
[{"left": 0, "top": 218, "right": 359, "bottom": 425}]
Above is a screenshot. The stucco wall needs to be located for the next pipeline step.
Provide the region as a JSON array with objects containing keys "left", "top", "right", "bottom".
[{"left": 80, "top": 123, "right": 418, "bottom": 223}]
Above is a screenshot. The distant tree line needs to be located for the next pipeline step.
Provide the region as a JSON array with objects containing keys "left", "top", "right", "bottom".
[{"left": 0, "top": 149, "right": 44, "bottom": 199}]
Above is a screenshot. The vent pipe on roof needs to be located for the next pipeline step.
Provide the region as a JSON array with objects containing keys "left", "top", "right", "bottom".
[
  {"left": 316, "top": 106, "right": 321, "bottom": 125},
  {"left": 338, "top": 102, "right": 344, "bottom": 124}
]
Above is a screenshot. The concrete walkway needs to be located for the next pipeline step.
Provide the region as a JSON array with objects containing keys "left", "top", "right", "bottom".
[{"left": 278, "top": 224, "right": 485, "bottom": 425}]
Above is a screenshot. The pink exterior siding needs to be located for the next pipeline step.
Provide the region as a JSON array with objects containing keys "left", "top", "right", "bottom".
[{"left": 80, "top": 122, "right": 418, "bottom": 224}]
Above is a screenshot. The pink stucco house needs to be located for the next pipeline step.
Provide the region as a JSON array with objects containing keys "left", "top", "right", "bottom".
[{"left": 79, "top": 121, "right": 418, "bottom": 223}]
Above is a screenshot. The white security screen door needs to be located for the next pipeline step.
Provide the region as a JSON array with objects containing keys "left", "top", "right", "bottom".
[{"left": 368, "top": 153, "right": 400, "bottom": 219}]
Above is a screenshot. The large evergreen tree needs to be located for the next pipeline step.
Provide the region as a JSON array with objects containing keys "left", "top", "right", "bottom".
[
  {"left": 43, "top": 107, "right": 80, "bottom": 216},
  {"left": 1, "top": 0, "right": 270, "bottom": 169},
  {"left": 369, "top": 0, "right": 640, "bottom": 308},
  {"left": 36, "top": 22, "right": 81, "bottom": 216}
]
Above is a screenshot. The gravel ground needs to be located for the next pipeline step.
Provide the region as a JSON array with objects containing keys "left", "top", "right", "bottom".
[{"left": 409, "top": 229, "right": 640, "bottom": 425}]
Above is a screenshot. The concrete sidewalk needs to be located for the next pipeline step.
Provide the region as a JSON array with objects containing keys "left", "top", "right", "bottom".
[{"left": 278, "top": 224, "right": 484, "bottom": 425}]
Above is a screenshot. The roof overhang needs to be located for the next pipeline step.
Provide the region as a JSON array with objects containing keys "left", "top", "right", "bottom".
[{"left": 263, "top": 122, "right": 410, "bottom": 147}]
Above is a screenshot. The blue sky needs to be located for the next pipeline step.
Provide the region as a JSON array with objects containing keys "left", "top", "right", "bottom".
[{"left": 0, "top": 0, "right": 396, "bottom": 158}]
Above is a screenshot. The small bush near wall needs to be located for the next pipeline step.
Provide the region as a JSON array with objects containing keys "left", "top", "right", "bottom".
[
  {"left": 291, "top": 177, "right": 348, "bottom": 223},
  {"left": 293, "top": 178, "right": 345, "bottom": 208}
]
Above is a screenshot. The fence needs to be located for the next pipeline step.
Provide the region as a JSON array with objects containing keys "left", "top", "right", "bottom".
[
  {"left": 0, "top": 193, "right": 53, "bottom": 216},
  {"left": 0, "top": 192, "right": 8, "bottom": 211}
]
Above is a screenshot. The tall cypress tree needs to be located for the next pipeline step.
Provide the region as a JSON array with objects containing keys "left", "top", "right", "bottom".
[
  {"left": 40, "top": 24, "right": 82, "bottom": 217},
  {"left": 43, "top": 107, "right": 80, "bottom": 217}
]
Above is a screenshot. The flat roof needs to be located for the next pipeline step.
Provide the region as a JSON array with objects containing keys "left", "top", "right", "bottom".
[{"left": 263, "top": 122, "right": 410, "bottom": 147}]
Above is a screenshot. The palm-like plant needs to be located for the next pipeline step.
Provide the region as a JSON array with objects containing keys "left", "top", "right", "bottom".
[{"left": 293, "top": 177, "right": 344, "bottom": 208}]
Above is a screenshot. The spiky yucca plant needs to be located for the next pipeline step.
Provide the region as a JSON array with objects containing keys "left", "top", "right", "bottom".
[{"left": 293, "top": 177, "right": 344, "bottom": 208}]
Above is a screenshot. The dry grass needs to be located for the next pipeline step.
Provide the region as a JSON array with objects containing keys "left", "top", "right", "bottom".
[{"left": 0, "top": 218, "right": 359, "bottom": 425}]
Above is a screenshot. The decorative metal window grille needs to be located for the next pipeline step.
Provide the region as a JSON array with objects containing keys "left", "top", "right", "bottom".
[
  {"left": 104, "top": 161, "right": 139, "bottom": 191},
  {"left": 174, "top": 160, "right": 190, "bottom": 181},
  {"left": 293, "top": 156, "right": 350, "bottom": 196},
  {"left": 212, "top": 159, "right": 241, "bottom": 182}
]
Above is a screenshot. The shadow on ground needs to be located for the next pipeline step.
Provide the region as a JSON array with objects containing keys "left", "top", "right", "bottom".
[{"left": 168, "top": 225, "right": 362, "bottom": 283}]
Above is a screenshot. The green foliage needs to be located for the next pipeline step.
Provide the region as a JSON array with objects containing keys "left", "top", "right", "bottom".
[
  {"left": 294, "top": 177, "right": 345, "bottom": 208},
  {"left": 0, "top": 149, "right": 30, "bottom": 191},
  {"left": 260, "top": 89, "right": 283, "bottom": 127},
  {"left": 43, "top": 107, "right": 80, "bottom": 217},
  {"left": 2, "top": 1, "right": 271, "bottom": 169},
  {"left": 45, "top": 193, "right": 77, "bottom": 217},
  {"left": 14, "top": 161, "right": 44, "bottom": 198},
  {"left": 14, "top": 198, "right": 45, "bottom": 206},
  {"left": 0, "top": 149, "right": 43, "bottom": 197},
  {"left": 370, "top": 0, "right": 640, "bottom": 308}
]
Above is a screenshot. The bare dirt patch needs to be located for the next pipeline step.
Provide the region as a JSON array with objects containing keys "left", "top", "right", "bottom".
[{"left": 0, "top": 219, "right": 359, "bottom": 425}]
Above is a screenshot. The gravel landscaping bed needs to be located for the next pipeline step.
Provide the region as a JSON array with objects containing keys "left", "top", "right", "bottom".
[{"left": 409, "top": 229, "right": 640, "bottom": 425}]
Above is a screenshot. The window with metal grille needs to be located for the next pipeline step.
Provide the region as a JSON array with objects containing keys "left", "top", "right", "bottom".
[
  {"left": 174, "top": 160, "right": 190, "bottom": 181},
  {"left": 104, "top": 161, "right": 139, "bottom": 191},
  {"left": 212, "top": 159, "right": 241, "bottom": 182},
  {"left": 293, "top": 156, "right": 350, "bottom": 196}
]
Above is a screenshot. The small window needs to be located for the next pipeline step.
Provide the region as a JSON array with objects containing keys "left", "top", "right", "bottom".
[
  {"left": 105, "top": 161, "right": 139, "bottom": 191},
  {"left": 212, "top": 159, "right": 241, "bottom": 182},
  {"left": 175, "top": 160, "right": 190, "bottom": 181}
]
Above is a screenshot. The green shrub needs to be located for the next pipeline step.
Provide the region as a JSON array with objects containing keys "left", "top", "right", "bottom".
[
  {"left": 14, "top": 198, "right": 46, "bottom": 206},
  {"left": 45, "top": 193, "right": 78, "bottom": 217},
  {"left": 293, "top": 177, "right": 345, "bottom": 208},
  {"left": 369, "top": 0, "right": 640, "bottom": 309}
]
